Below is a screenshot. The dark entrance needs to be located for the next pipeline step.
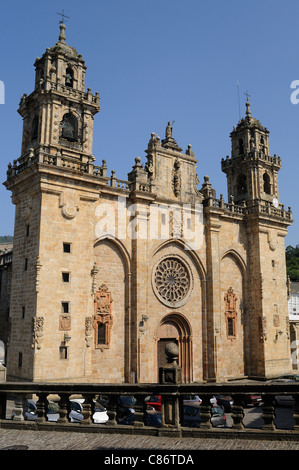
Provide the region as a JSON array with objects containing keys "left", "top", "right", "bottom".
[{"left": 157, "top": 314, "right": 192, "bottom": 383}]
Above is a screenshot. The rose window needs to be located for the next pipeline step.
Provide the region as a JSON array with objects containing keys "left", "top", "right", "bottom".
[{"left": 154, "top": 257, "right": 190, "bottom": 304}]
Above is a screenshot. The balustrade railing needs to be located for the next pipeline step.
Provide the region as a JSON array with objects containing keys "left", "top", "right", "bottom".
[{"left": 1, "top": 382, "right": 299, "bottom": 438}]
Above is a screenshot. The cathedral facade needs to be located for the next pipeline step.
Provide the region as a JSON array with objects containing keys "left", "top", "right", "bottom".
[{"left": 2, "top": 24, "right": 294, "bottom": 383}]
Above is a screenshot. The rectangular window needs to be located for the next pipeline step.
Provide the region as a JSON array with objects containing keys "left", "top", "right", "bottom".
[
  {"left": 18, "top": 352, "right": 22, "bottom": 368},
  {"left": 26, "top": 224, "right": 30, "bottom": 237},
  {"left": 22, "top": 306, "right": 25, "bottom": 319},
  {"left": 97, "top": 323, "right": 106, "bottom": 345},
  {"left": 63, "top": 242, "right": 71, "bottom": 253},
  {"left": 24, "top": 258, "right": 28, "bottom": 271},
  {"left": 61, "top": 302, "right": 69, "bottom": 314},
  {"left": 227, "top": 317, "right": 234, "bottom": 336},
  {"left": 60, "top": 346, "right": 68, "bottom": 360},
  {"left": 62, "top": 272, "right": 70, "bottom": 283}
]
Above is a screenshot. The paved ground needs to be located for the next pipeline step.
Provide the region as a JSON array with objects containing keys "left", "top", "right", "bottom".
[{"left": 0, "top": 427, "right": 299, "bottom": 451}]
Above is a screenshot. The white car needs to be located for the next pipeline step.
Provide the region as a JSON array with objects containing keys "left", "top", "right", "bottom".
[{"left": 183, "top": 395, "right": 217, "bottom": 405}]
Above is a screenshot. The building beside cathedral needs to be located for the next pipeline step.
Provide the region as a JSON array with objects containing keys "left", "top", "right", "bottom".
[{"left": 0, "top": 24, "right": 294, "bottom": 383}]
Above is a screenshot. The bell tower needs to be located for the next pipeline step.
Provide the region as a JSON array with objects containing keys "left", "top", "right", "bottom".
[
  {"left": 18, "top": 22, "right": 100, "bottom": 165},
  {"left": 4, "top": 23, "right": 102, "bottom": 382},
  {"left": 221, "top": 100, "right": 293, "bottom": 379},
  {"left": 221, "top": 100, "right": 281, "bottom": 206}
]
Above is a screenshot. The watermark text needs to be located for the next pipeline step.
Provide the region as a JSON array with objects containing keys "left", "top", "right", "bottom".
[
  {"left": 0, "top": 81, "right": 4, "bottom": 104},
  {"left": 95, "top": 197, "right": 204, "bottom": 250}
]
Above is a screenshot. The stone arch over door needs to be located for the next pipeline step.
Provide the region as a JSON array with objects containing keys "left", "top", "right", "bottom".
[{"left": 156, "top": 313, "right": 192, "bottom": 383}]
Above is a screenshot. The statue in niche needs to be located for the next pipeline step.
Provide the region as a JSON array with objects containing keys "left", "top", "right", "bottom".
[
  {"left": 224, "top": 287, "right": 237, "bottom": 338},
  {"left": 93, "top": 284, "right": 113, "bottom": 348},
  {"left": 224, "top": 287, "right": 237, "bottom": 312},
  {"left": 173, "top": 157, "right": 181, "bottom": 197}
]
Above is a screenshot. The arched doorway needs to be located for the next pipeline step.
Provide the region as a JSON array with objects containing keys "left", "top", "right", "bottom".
[{"left": 157, "top": 314, "right": 192, "bottom": 383}]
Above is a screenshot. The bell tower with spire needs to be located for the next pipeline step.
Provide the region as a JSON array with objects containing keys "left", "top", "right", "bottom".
[
  {"left": 221, "top": 100, "right": 293, "bottom": 379},
  {"left": 4, "top": 23, "right": 103, "bottom": 382},
  {"left": 18, "top": 22, "right": 100, "bottom": 165},
  {"left": 222, "top": 100, "right": 281, "bottom": 206}
]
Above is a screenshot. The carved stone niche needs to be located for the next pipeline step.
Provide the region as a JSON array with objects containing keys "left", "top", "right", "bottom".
[
  {"left": 224, "top": 287, "right": 237, "bottom": 339},
  {"left": 93, "top": 284, "right": 113, "bottom": 350}
]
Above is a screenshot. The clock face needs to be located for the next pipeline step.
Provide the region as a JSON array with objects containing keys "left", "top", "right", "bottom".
[{"left": 272, "top": 198, "right": 279, "bottom": 208}]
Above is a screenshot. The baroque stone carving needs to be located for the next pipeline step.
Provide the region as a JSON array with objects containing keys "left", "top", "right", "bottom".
[
  {"left": 35, "top": 256, "right": 42, "bottom": 293},
  {"left": 59, "top": 314, "right": 71, "bottom": 331},
  {"left": 224, "top": 287, "right": 237, "bottom": 312},
  {"left": 85, "top": 317, "right": 93, "bottom": 347},
  {"left": 259, "top": 316, "right": 268, "bottom": 342},
  {"left": 173, "top": 157, "right": 181, "bottom": 197},
  {"left": 93, "top": 284, "right": 113, "bottom": 348},
  {"left": 59, "top": 192, "right": 79, "bottom": 219},
  {"left": 91, "top": 262, "right": 99, "bottom": 295},
  {"left": 32, "top": 316, "right": 44, "bottom": 350},
  {"left": 224, "top": 287, "right": 237, "bottom": 338},
  {"left": 154, "top": 257, "right": 191, "bottom": 307}
]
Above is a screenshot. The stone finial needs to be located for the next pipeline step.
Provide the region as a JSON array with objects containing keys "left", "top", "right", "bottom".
[
  {"left": 245, "top": 100, "right": 251, "bottom": 117},
  {"left": 159, "top": 342, "right": 182, "bottom": 384},
  {"left": 59, "top": 23, "right": 66, "bottom": 43},
  {"left": 165, "top": 342, "right": 179, "bottom": 364}
]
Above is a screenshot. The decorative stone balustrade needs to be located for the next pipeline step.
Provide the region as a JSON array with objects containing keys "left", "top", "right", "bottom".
[
  {"left": 1, "top": 381, "right": 299, "bottom": 439},
  {"left": 203, "top": 194, "right": 292, "bottom": 222}
]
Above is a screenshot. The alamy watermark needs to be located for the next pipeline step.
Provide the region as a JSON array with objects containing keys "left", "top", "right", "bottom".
[
  {"left": 95, "top": 196, "right": 204, "bottom": 251},
  {"left": 290, "top": 80, "right": 299, "bottom": 104},
  {"left": 0, "top": 81, "right": 4, "bottom": 104}
]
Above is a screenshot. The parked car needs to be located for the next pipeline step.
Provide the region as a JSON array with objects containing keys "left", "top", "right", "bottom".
[
  {"left": 116, "top": 395, "right": 137, "bottom": 424},
  {"left": 69, "top": 399, "right": 109, "bottom": 423},
  {"left": 11, "top": 399, "right": 60, "bottom": 421},
  {"left": 181, "top": 403, "right": 226, "bottom": 428},
  {"left": 145, "top": 395, "right": 161, "bottom": 411},
  {"left": 279, "top": 374, "right": 299, "bottom": 382},
  {"left": 12, "top": 398, "right": 109, "bottom": 424},
  {"left": 240, "top": 395, "right": 262, "bottom": 407},
  {"left": 182, "top": 395, "right": 201, "bottom": 403},
  {"left": 215, "top": 395, "right": 234, "bottom": 412},
  {"left": 116, "top": 396, "right": 162, "bottom": 426},
  {"left": 144, "top": 409, "right": 162, "bottom": 427},
  {"left": 268, "top": 378, "right": 296, "bottom": 407},
  {"left": 182, "top": 395, "right": 217, "bottom": 405}
]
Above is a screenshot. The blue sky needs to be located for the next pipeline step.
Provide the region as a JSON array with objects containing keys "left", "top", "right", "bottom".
[{"left": 0, "top": 0, "right": 298, "bottom": 247}]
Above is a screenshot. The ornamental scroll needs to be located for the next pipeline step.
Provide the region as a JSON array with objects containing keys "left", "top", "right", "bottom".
[
  {"left": 224, "top": 287, "right": 237, "bottom": 338},
  {"left": 93, "top": 284, "right": 113, "bottom": 349}
]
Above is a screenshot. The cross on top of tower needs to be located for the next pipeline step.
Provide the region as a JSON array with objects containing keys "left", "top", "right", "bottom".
[
  {"left": 244, "top": 90, "right": 251, "bottom": 102},
  {"left": 57, "top": 9, "right": 70, "bottom": 24},
  {"left": 57, "top": 10, "right": 70, "bottom": 43}
]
